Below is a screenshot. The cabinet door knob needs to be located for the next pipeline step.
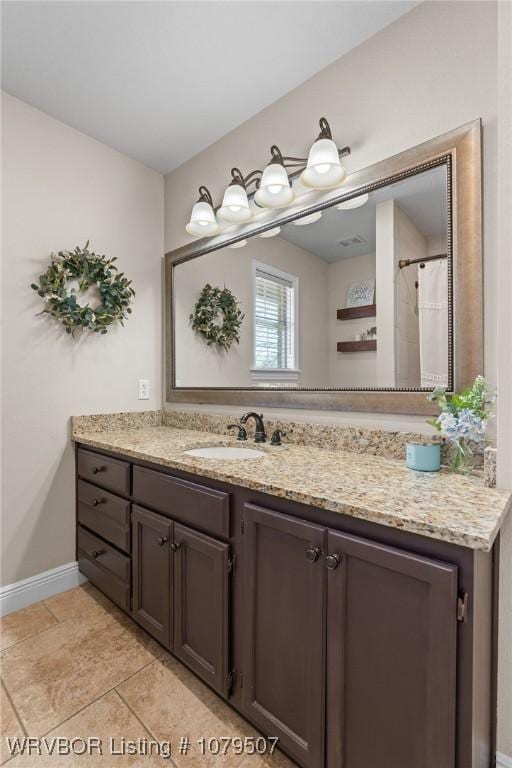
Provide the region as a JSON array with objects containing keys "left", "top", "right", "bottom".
[
  {"left": 92, "top": 466, "right": 105, "bottom": 474},
  {"left": 92, "top": 498, "right": 104, "bottom": 507},
  {"left": 326, "top": 553, "right": 341, "bottom": 570},
  {"left": 92, "top": 549, "right": 104, "bottom": 559},
  {"left": 305, "top": 546, "right": 321, "bottom": 562},
  {"left": 170, "top": 542, "right": 180, "bottom": 551},
  {"left": 157, "top": 536, "right": 168, "bottom": 546}
]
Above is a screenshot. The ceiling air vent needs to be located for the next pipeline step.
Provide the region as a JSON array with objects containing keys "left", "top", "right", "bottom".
[{"left": 339, "top": 235, "right": 368, "bottom": 247}]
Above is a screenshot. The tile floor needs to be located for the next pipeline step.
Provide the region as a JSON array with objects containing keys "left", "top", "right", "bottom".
[{"left": 0, "top": 584, "right": 293, "bottom": 766}]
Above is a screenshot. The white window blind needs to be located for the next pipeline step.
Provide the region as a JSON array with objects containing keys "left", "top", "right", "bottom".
[{"left": 254, "top": 267, "right": 296, "bottom": 370}]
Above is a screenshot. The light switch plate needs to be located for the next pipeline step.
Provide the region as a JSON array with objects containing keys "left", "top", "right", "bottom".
[{"left": 138, "top": 379, "right": 150, "bottom": 400}]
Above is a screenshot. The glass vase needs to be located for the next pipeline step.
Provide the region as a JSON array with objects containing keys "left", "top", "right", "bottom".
[{"left": 452, "top": 438, "right": 474, "bottom": 474}]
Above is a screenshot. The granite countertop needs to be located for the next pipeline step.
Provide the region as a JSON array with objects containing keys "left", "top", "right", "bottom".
[{"left": 72, "top": 422, "right": 511, "bottom": 552}]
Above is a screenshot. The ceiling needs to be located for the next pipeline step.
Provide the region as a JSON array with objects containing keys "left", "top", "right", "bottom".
[
  {"left": 1, "top": 1, "right": 417, "bottom": 174},
  {"left": 281, "top": 164, "right": 447, "bottom": 261}
]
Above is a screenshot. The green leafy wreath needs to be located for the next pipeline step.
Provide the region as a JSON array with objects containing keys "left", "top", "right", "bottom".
[
  {"left": 31, "top": 242, "right": 135, "bottom": 336},
  {"left": 190, "top": 284, "right": 244, "bottom": 351}
]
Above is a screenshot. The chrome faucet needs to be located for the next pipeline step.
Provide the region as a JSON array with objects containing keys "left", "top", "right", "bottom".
[{"left": 240, "top": 412, "right": 267, "bottom": 443}]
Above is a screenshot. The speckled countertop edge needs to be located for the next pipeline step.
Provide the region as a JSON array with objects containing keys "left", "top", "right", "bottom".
[{"left": 72, "top": 424, "right": 511, "bottom": 552}]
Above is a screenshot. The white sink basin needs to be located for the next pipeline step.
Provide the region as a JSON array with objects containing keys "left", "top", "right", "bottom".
[{"left": 183, "top": 446, "right": 266, "bottom": 460}]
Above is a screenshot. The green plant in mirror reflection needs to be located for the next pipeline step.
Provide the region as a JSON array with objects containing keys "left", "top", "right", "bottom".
[{"left": 190, "top": 284, "right": 244, "bottom": 351}]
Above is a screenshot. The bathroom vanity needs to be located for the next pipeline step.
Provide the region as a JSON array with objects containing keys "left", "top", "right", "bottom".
[
  {"left": 71, "top": 120, "right": 507, "bottom": 768},
  {"left": 73, "top": 419, "right": 511, "bottom": 768}
]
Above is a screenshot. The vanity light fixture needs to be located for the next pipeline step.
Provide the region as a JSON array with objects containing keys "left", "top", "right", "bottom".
[
  {"left": 254, "top": 146, "right": 295, "bottom": 209},
  {"left": 300, "top": 118, "right": 348, "bottom": 190},
  {"left": 259, "top": 226, "right": 281, "bottom": 238},
  {"left": 335, "top": 192, "right": 369, "bottom": 210},
  {"left": 186, "top": 118, "right": 350, "bottom": 236},
  {"left": 292, "top": 211, "right": 323, "bottom": 226},
  {"left": 185, "top": 186, "right": 219, "bottom": 236}
]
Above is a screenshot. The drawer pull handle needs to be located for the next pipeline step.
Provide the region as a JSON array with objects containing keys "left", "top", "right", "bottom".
[
  {"left": 157, "top": 536, "right": 168, "bottom": 546},
  {"left": 326, "top": 553, "right": 341, "bottom": 570},
  {"left": 92, "top": 466, "right": 106, "bottom": 475},
  {"left": 92, "top": 549, "right": 105, "bottom": 559},
  {"left": 170, "top": 542, "right": 180, "bottom": 551},
  {"left": 305, "top": 546, "right": 321, "bottom": 563},
  {"left": 92, "top": 498, "right": 104, "bottom": 507}
]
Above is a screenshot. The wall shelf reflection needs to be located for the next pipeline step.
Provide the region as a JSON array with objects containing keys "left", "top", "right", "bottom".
[
  {"left": 337, "top": 340, "right": 377, "bottom": 353},
  {"left": 336, "top": 304, "right": 377, "bottom": 321}
]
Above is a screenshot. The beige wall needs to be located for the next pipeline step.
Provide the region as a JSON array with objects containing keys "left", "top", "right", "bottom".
[
  {"left": 328, "top": 253, "right": 376, "bottom": 387},
  {"left": 1, "top": 93, "right": 164, "bottom": 586},
  {"left": 375, "top": 199, "right": 396, "bottom": 386},
  {"left": 375, "top": 200, "right": 424, "bottom": 388},
  {"left": 496, "top": 0, "right": 512, "bottom": 759},
  {"left": 394, "top": 205, "right": 424, "bottom": 388},
  {"left": 174, "top": 236, "right": 329, "bottom": 387},
  {"left": 427, "top": 234, "right": 447, "bottom": 259}
]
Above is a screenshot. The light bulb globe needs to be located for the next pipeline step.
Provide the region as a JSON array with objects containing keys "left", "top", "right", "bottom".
[
  {"left": 218, "top": 184, "right": 252, "bottom": 223},
  {"left": 185, "top": 200, "right": 219, "bottom": 237},
  {"left": 300, "top": 138, "right": 346, "bottom": 189},
  {"left": 255, "top": 162, "right": 295, "bottom": 209}
]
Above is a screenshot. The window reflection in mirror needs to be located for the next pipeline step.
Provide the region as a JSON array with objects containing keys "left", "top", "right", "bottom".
[{"left": 173, "top": 163, "right": 449, "bottom": 390}]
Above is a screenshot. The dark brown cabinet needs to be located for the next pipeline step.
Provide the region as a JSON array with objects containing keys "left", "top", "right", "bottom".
[
  {"left": 241, "top": 504, "right": 459, "bottom": 768},
  {"left": 77, "top": 480, "right": 131, "bottom": 554},
  {"left": 325, "top": 530, "right": 458, "bottom": 768},
  {"left": 173, "top": 523, "right": 230, "bottom": 696},
  {"left": 77, "top": 445, "right": 494, "bottom": 768},
  {"left": 242, "top": 503, "right": 326, "bottom": 768},
  {"left": 78, "top": 448, "right": 130, "bottom": 495},
  {"left": 131, "top": 505, "right": 231, "bottom": 696},
  {"left": 132, "top": 504, "right": 173, "bottom": 648},
  {"left": 77, "top": 527, "right": 131, "bottom": 612},
  {"left": 133, "top": 466, "right": 230, "bottom": 538}
]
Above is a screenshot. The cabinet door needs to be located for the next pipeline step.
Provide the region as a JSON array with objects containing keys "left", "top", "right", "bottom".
[
  {"left": 173, "top": 523, "right": 230, "bottom": 697},
  {"left": 242, "top": 504, "right": 326, "bottom": 768},
  {"left": 326, "top": 530, "right": 457, "bottom": 768},
  {"left": 132, "top": 505, "right": 173, "bottom": 648}
]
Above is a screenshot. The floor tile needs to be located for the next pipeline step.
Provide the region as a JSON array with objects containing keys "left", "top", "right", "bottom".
[
  {"left": 6, "top": 690, "right": 169, "bottom": 766},
  {"left": 1, "top": 683, "right": 25, "bottom": 765},
  {"left": 0, "top": 603, "right": 57, "bottom": 651},
  {"left": 117, "top": 656, "right": 293, "bottom": 768},
  {"left": 44, "top": 584, "right": 123, "bottom": 624},
  {"left": 1, "top": 610, "right": 161, "bottom": 737}
]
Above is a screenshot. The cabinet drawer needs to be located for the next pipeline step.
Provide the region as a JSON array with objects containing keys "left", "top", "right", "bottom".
[
  {"left": 77, "top": 448, "right": 130, "bottom": 496},
  {"left": 78, "top": 526, "right": 130, "bottom": 583},
  {"left": 78, "top": 555, "right": 130, "bottom": 612},
  {"left": 77, "top": 480, "right": 131, "bottom": 553},
  {"left": 133, "top": 466, "right": 230, "bottom": 538}
]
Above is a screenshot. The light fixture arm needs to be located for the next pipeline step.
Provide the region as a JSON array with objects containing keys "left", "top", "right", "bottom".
[
  {"left": 230, "top": 167, "right": 262, "bottom": 190},
  {"left": 277, "top": 117, "right": 350, "bottom": 167},
  {"left": 278, "top": 147, "right": 351, "bottom": 168},
  {"left": 197, "top": 185, "right": 214, "bottom": 206},
  {"left": 269, "top": 145, "right": 284, "bottom": 164},
  {"left": 317, "top": 116, "right": 332, "bottom": 140}
]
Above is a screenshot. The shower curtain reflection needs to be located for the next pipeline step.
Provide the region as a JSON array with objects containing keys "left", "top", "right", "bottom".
[{"left": 418, "top": 259, "right": 449, "bottom": 388}]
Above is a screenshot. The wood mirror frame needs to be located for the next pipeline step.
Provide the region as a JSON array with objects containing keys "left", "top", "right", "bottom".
[{"left": 165, "top": 120, "right": 482, "bottom": 415}]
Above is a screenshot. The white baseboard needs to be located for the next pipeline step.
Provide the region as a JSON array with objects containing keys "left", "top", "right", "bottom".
[
  {"left": 0, "top": 562, "right": 87, "bottom": 616},
  {"left": 497, "top": 752, "right": 512, "bottom": 768}
]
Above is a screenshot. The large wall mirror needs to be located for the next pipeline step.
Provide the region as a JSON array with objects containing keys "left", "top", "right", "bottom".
[{"left": 166, "top": 121, "right": 482, "bottom": 414}]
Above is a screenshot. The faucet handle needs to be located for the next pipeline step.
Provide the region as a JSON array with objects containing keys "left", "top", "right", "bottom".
[
  {"left": 227, "top": 424, "right": 247, "bottom": 441},
  {"left": 270, "top": 429, "right": 287, "bottom": 446}
]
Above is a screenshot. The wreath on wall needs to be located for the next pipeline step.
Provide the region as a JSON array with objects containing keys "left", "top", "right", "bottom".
[
  {"left": 31, "top": 242, "right": 135, "bottom": 336},
  {"left": 190, "top": 284, "right": 244, "bottom": 351}
]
